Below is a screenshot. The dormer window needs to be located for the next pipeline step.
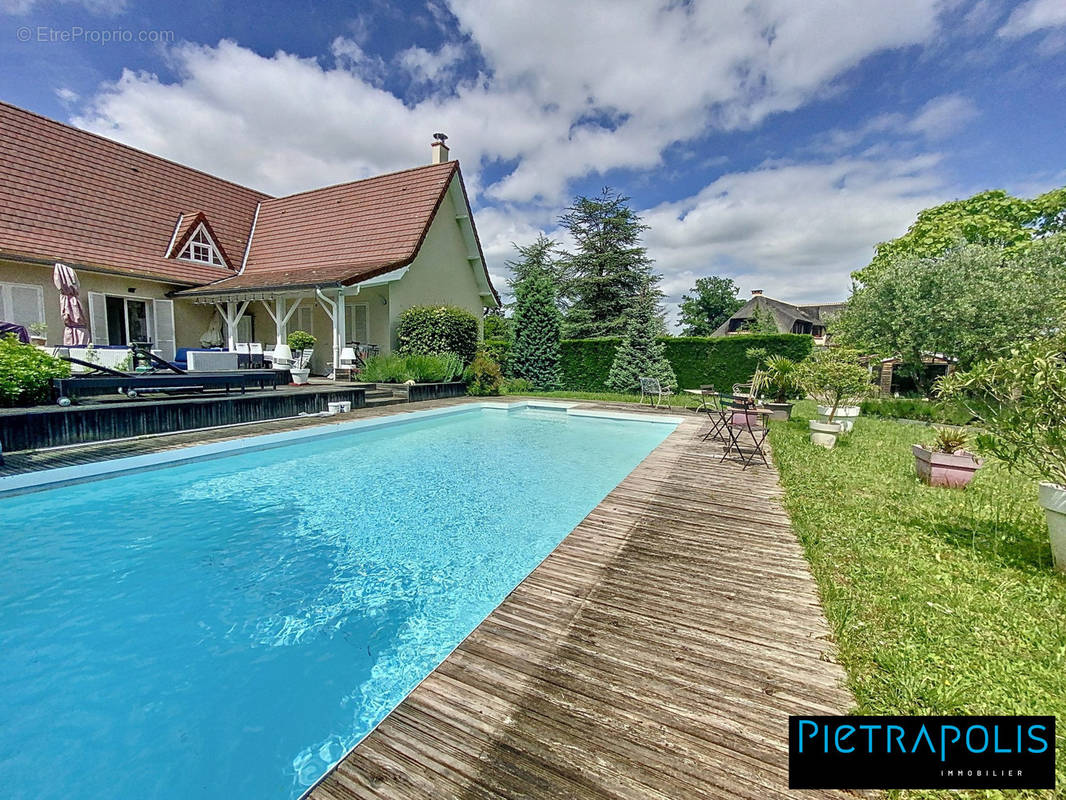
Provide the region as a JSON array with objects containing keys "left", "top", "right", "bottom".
[{"left": 178, "top": 224, "right": 226, "bottom": 266}]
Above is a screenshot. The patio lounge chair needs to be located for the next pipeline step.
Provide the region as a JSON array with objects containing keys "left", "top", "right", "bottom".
[{"left": 638, "top": 377, "right": 674, "bottom": 408}]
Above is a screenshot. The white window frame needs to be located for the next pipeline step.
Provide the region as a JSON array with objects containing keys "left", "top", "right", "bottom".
[
  {"left": 0, "top": 281, "right": 45, "bottom": 329},
  {"left": 344, "top": 301, "right": 369, "bottom": 344},
  {"left": 177, "top": 223, "right": 226, "bottom": 267},
  {"left": 103, "top": 295, "right": 152, "bottom": 346}
]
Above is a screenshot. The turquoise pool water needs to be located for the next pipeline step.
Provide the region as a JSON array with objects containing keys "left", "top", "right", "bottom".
[{"left": 0, "top": 404, "right": 675, "bottom": 799}]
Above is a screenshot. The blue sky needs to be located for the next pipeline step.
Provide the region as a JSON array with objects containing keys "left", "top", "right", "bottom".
[{"left": 2, "top": 0, "right": 1065, "bottom": 326}]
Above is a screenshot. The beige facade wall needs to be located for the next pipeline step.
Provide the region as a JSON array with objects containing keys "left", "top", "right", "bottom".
[
  {"left": 386, "top": 185, "right": 486, "bottom": 350},
  {"left": 0, "top": 259, "right": 213, "bottom": 350}
]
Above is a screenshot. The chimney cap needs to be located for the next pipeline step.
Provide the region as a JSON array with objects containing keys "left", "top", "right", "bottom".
[
  {"left": 751, "top": 289, "right": 763, "bottom": 295},
  {"left": 433, "top": 132, "right": 448, "bottom": 143}
]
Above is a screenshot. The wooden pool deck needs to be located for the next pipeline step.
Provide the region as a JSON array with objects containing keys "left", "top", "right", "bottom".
[
  {"left": 0, "top": 397, "right": 855, "bottom": 798},
  {"left": 306, "top": 403, "right": 854, "bottom": 799}
]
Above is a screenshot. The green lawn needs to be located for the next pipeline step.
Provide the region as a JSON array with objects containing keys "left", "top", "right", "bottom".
[{"left": 770, "top": 401, "right": 1065, "bottom": 799}]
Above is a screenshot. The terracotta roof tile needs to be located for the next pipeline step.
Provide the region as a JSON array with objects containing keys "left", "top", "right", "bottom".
[
  {"left": 0, "top": 102, "right": 266, "bottom": 285},
  {"left": 0, "top": 102, "right": 498, "bottom": 303},
  {"left": 179, "top": 162, "right": 459, "bottom": 294}
]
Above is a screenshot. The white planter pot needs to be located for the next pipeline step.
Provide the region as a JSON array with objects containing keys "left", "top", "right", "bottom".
[
  {"left": 816, "top": 405, "right": 861, "bottom": 432},
  {"left": 809, "top": 420, "right": 842, "bottom": 449},
  {"left": 1038, "top": 482, "right": 1066, "bottom": 573},
  {"left": 290, "top": 367, "right": 310, "bottom": 385}
]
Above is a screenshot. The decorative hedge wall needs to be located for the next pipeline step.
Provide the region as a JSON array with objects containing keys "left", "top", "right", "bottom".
[{"left": 558, "top": 334, "right": 813, "bottom": 392}]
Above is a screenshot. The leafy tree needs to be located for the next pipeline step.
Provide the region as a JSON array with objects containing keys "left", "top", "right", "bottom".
[
  {"left": 510, "top": 271, "right": 562, "bottom": 389},
  {"left": 678, "top": 276, "right": 744, "bottom": 335},
  {"left": 605, "top": 289, "right": 678, "bottom": 393},
  {"left": 741, "top": 305, "right": 779, "bottom": 334},
  {"left": 937, "top": 318, "right": 1066, "bottom": 487},
  {"left": 836, "top": 236, "right": 1066, "bottom": 386},
  {"left": 559, "top": 188, "right": 662, "bottom": 338},
  {"left": 795, "top": 347, "right": 871, "bottom": 423},
  {"left": 860, "top": 187, "right": 1066, "bottom": 281},
  {"left": 483, "top": 311, "right": 511, "bottom": 341}
]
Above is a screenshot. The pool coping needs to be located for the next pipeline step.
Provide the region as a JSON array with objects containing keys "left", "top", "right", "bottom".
[{"left": 0, "top": 400, "right": 684, "bottom": 498}]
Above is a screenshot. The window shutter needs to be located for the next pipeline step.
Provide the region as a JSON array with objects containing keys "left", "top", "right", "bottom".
[
  {"left": 152, "top": 299, "right": 176, "bottom": 361},
  {"left": 9, "top": 285, "right": 44, "bottom": 328},
  {"left": 88, "top": 292, "right": 109, "bottom": 344}
]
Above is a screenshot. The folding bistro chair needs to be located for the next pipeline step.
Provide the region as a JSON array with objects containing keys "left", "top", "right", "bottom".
[
  {"left": 700, "top": 390, "right": 729, "bottom": 442},
  {"left": 719, "top": 394, "right": 770, "bottom": 469}
]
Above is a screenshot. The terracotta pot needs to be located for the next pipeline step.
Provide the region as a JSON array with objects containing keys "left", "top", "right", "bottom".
[
  {"left": 766, "top": 402, "right": 793, "bottom": 422},
  {"left": 1038, "top": 482, "right": 1066, "bottom": 573},
  {"left": 912, "top": 445, "right": 983, "bottom": 489},
  {"left": 809, "top": 420, "right": 842, "bottom": 449}
]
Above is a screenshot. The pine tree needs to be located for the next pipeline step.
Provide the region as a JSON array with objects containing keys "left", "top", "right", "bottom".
[
  {"left": 511, "top": 270, "right": 562, "bottom": 389},
  {"left": 506, "top": 235, "right": 564, "bottom": 298},
  {"left": 559, "top": 188, "right": 661, "bottom": 338},
  {"left": 606, "top": 288, "right": 677, "bottom": 393}
]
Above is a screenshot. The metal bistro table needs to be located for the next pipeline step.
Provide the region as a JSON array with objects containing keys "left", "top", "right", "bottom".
[{"left": 683, "top": 388, "right": 712, "bottom": 413}]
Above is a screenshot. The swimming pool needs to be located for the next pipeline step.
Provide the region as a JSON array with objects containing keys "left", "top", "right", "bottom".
[{"left": 0, "top": 402, "right": 678, "bottom": 799}]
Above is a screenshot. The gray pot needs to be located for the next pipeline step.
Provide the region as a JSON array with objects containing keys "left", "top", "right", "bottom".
[{"left": 766, "top": 402, "right": 793, "bottom": 422}]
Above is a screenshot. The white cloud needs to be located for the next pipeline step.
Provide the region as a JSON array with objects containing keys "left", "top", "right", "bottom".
[
  {"left": 54, "top": 87, "right": 79, "bottom": 105},
  {"left": 998, "top": 0, "right": 1066, "bottom": 37},
  {"left": 73, "top": 0, "right": 948, "bottom": 203},
  {"left": 397, "top": 42, "right": 465, "bottom": 85},
  {"left": 641, "top": 154, "right": 950, "bottom": 321},
  {"left": 816, "top": 93, "right": 978, "bottom": 153},
  {"left": 66, "top": 1, "right": 957, "bottom": 321},
  {"left": 906, "top": 93, "right": 979, "bottom": 139}
]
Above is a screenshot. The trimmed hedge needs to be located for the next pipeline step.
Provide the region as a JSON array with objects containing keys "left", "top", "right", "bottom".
[
  {"left": 559, "top": 334, "right": 813, "bottom": 392},
  {"left": 395, "top": 305, "right": 479, "bottom": 363}
]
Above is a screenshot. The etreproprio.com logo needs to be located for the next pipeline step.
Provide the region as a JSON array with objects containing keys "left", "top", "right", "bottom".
[{"left": 789, "top": 715, "right": 1056, "bottom": 790}]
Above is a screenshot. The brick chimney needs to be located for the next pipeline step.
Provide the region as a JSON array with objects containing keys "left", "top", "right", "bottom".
[
  {"left": 431, "top": 132, "right": 449, "bottom": 164},
  {"left": 751, "top": 289, "right": 763, "bottom": 295}
]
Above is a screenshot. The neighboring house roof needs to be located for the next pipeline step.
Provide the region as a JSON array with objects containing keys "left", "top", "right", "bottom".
[
  {"left": 797, "top": 302, "right": 846, "bottom": 322},
  {"left": 0, "top": 101, "right": 499, "bottom": 304},
  {"left": 0, "top": 101, "right": 268, "bottom": 285},
  {"left": 713, "top": 295, "right": 845, "bottom": 336},
  {"left": 175, "top": 161, "right": 465, "bottom": 295}
]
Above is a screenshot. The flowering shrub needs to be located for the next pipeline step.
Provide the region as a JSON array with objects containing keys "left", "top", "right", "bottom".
[{"left": 0, "top": 335, "right": 70, "bottom": 407}]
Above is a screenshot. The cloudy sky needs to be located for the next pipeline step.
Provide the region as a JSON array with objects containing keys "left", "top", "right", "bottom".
[{"left": 2, "top": 0, "right": 1065, "bottom": 327}]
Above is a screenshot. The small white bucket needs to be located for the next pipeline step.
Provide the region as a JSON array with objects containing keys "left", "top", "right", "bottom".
[{"left": 327, "top": 401, "right": 345, "bottom": 414}]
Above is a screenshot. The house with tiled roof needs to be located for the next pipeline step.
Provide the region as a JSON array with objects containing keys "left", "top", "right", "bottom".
[
  {"left": 713, "top": 290, "right": 845, "bottom": 345},
  {"left": 0, "top": 101, "right": 499, "bottom": 371}
]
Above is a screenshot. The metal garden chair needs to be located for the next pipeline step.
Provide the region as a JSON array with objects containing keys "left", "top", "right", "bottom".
[{"left": 638, "top": 376, "right": 674, "bottom": 408}]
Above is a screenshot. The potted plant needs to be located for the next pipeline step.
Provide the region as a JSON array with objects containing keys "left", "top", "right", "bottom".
[
  {"left": 286, "top": 330, "right": 316, "bottom": 385},
  {"left": 912, "top": 428, "right": 983, "bottom": 488},
  {"left": 797, "top": 348, "right": 871, "bottom": 449},
  {"left": 937, "top": 332, "right": 1066, "bottom": 571},
  {"left": 762, "top": 354, "right": 800, "bottom": 421},
  {"left": 28, "top": 322, "right": 47, "bottom": 346}
]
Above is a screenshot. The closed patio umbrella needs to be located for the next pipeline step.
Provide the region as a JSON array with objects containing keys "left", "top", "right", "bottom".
[{"left": 53, "top": 262, "right": 89, "bottom": 345}]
